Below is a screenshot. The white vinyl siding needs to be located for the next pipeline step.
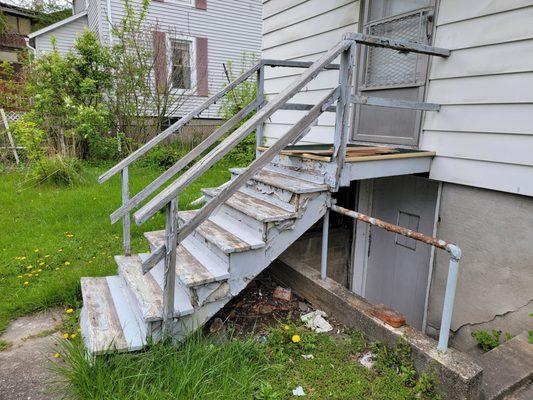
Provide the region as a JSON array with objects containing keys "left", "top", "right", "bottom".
[
  {"left": 34, "top": 15, "right": 88, "bottom": 56},
  {"left": 96, "top": 0, "right": 262, "bottom": 119},
  {"left": 420, "top": 0, "right": 533, "bottom": 197},
  {"left": 262, "top": 0, "right": 360, "bottom": 145}
]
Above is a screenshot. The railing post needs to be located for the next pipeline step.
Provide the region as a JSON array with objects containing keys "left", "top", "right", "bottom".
[
  {"left": 438, "top": 246, "right": 462, "bottom": 352},
  {"left": 332, "top": 43, "right": 356, "bottom": 190},
  {"left": 321, "top": 208, "right": 330, "bottom": 280},
  {"left": 256, "top": 64, "right": 265, "bottom": 157},
  {"left": 163, "top": 197, "right": 178, "bottom": 335},
  {"left": 121, "top": 167, "right": 131, "bottom": 256}
]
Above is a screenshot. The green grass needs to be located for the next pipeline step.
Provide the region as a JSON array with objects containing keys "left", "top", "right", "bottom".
[
  {"left": 54, "top": 324, "right": 438, "bottom": 400},
  {"left": 0, "top": 160, "right": 232, "bottom": 333}
]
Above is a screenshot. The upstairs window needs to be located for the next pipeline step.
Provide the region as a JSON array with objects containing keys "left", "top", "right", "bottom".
[{"left": 170, "top": 39, "right": 192, "bottom": 90}]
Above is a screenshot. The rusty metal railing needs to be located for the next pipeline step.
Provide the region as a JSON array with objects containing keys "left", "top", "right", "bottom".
[{"left": 325, "top": 204, "right": 462, "bottom": 353}]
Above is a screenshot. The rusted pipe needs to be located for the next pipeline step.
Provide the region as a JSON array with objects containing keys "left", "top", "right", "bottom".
[{"left": 330, "top": 204, "right": 462, "bottom": 352}]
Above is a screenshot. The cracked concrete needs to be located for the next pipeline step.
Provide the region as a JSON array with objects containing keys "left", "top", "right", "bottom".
[{"left": 0, "top": 308, "right": 65, "bottom": 400}]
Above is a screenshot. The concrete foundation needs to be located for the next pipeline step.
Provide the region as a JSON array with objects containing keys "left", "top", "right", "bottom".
[{"left": 427, "top": 183, "right": 533, "bottom": 353}]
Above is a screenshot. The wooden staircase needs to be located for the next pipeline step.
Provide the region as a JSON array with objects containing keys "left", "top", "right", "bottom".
[
  {"left": 80, "top": 33, "right": 449, "bottom": 354},
  {"left": 80, "top": 162, "right": 330, "bottom": 353}
]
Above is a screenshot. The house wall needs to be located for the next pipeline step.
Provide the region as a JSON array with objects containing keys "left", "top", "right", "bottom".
[
  {"left": 34, "top": 15, "right": 89, "bottom": 56},
  {"left": 261, "top": 0, "right": 360, "bottom": 145},
  {"left": 96, "top": 0, "right": 262, "bottom": 119},
  {"left": 420, "top": 0, "right": 533, "bottom": 197},
  {"left": 427, "top": 183, "right": 533, "bottom": 352}
]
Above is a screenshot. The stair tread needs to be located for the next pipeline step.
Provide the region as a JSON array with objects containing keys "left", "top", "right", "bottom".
[
  {"left": 202, "top": 187, "right": 297, "bottom": 222},
  {"left": 231, "top": 167, "right": 329, "bottom": 193},
  {"left": 179, "top": 210, "right": 265, "bottom": 253},
  {"left": 478, "top": 332, "right": 533, "bottom": 399},
  {"left": 116, "top": 254, "right": 194, "bottom": 321},
  {"left": 80, "top": 276, "right": 145, "bottom": 354},
  {"left": 143, "top": 231, "right": 230, "bottom": 280}
]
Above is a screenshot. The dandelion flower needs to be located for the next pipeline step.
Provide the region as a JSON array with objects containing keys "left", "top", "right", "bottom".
[
  {"left": 26, "top": 265, "right": 33, "bottom": 270},
  {"left": 34, "top": 274, "right": 39, "bottom": 277},
  {"left": 62, "top": 333, "right": 69, "bottom": 339},
  {"left": 45, "top": 254, "right": 50, "bottom": 258},
  {"left": 53, "top": 353, "right": 61, "bottom": 359},
  {"left": 28, "top": 273, "right": 33, "bottom": 277},
  {"left": 291, "top": 335, "right": 301, "bottom": 343},
  {"left": 64, "top": 261, "right": 70, "bottom": 266},
  {"left": 70, "top": 333, "right": 77, "bottom": 339},
  {"left": 57, "top": 249, "right": 63, "bottom": 253},
  {"left": 34, "top": 248, "right": 39, "bottom": 253},
  {"left": 17, "top": 275, "right": 22, "bottom": 278},
  {"left": 55, "top": 267, "right": 60, "bottom": 271},
  {"left": 37, "top": 269, "right": 42, "bottom": 272},
  {"left": 19, "top": 256, "right": 26, "bottom": 260},
  {"left": 23, "top": 281, "right": 29, "bottom": 286},
  {"left": 66, "top": 308, "right": 74, "bottom": 314},
  {"left": 284, "top": 325, "right": 290, "bottom": 331}
]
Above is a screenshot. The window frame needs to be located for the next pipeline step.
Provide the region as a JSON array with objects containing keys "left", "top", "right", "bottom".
[{"left": 167, "top": 35, "right": 196, "bottom": 94}]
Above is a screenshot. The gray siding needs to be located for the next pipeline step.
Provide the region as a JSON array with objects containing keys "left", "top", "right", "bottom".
[
  {"left": 99, "top": 0, "right": 263, "bottom": 119},
  {"left": 34, "top": 15, "right": 88, "bottom": 56},
  {"left": 261, "top": 0, "right": 360, "bottom": 145},
  {"left": 420, "top": 0, "right": 533, "bottom": 196}
]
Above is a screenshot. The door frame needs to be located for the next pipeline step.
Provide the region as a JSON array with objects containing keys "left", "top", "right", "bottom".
[
  {"left": 350, "top": 177, "right": 441, "bottom": 333},
  {"left": 349, "top": 0, "right": 441, "bottom": 147}
]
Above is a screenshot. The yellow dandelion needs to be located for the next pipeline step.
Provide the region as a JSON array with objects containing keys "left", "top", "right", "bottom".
[
  {"left": 55, "top": 267, "right": 60, "bottom": 271},
  {"left": 291, "top": 335, "right": 301, "bottom": 343},
  {"left": 17, "top": 275, "right": 23, "bottom": 278},
  {"left": 39, "top": 261, "right": 45, "bottom": 266},
  {"left": 53, "top": 353, "right": 61, "bottom": 359},
  {"left": 34, "top": 274, "right": 39, "bottom": 277},
  {"left": 70, "top": 333, "right": 77, "bottom": 339},
  {"left": 34, "top": 248, "right": 40, "bottom": 253},
  {"left": 65, "top": 233, "right": 74, "bottom": 238},
  {"left": 284, "top": 325, "right": 290, "bottom": 331},
  {"left": 62, "top": 333, "right": 69, "bottom": 339},
  {"left": 66, "top": 308, "right": 74, "bottom": 314},
  {"left": 88, "top": 261, "right": 92, "bottom": 264},
  {"left": 26, "top": 265, "right": 33, "bottom": 270},
  {"left": 64, "top": 261, "right": 70, "bottom": 266},
  {"left": 19, "top": 256, "right": 26, "bottom": 260},
  {"left": 28, "top": 273, "right": 33, "bottom": 277},
  {"left": 57, "top": 249, "right": 63, "bottom": 253},
  {"left": 77, "top": 327, "right": 81, "bottom": 332},
  {"left": 23, "top": 281, "right": 29, "bottom": 286},
  {"left": 37, "top": 269, "right": 42, "bottom": 272},
  {"left": 45, "top": 254, "right": 50, "bottom": 258}
]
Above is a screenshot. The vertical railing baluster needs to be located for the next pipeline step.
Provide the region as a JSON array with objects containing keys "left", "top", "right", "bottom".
[
  {"left": 321, "top": 208, "right": 330, "bottom": 280},
  {"left": 332, "top": 43, "right": 356, "bottom": 190},
  {"left": 121, "top": 167, "right": 131, "bottom": 256},
  {"left": 255, "top": 64, "right": 265, "bottom": 157},
  {"left": 162, "top": 197, "right": 178, "bottom": 335}
]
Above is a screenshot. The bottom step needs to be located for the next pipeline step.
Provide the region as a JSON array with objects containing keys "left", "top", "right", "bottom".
[{"left": 80, "top": 276, "right": 147, "bottom": 354}]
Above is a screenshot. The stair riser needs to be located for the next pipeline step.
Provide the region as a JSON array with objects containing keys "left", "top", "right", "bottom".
[
  {"left": 117, "top": 273, "right": 153, "bottom": 326},
  {"left": 269, "top": 153, "right": 335, "bottom": 186},
  {"left": 183, "top": 228, "right": 230, "bottom": 267}
]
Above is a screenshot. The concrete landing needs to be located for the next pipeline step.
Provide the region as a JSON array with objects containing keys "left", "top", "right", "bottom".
[
  {"left": 477, "top": 332, "right": 533, "bottom": 400},
  {"left": 504, "top": 381, "right": 533, "bottom": 400}
]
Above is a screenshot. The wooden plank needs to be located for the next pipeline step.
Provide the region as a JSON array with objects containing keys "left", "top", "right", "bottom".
[
  {"left": 175, "top": 245, "right": 216, "bottom": 287},
  {"left": 202, "top": 188, "right": 297, "bottom": 223},
  {"left": 345, "top": 32, "right": 450, "bottom": 57},
  {"left": 115, "top": 255, "right": 164, "bottom": 322},
  {"left": 121, "top": 167, "right": 131, "bottom": 255},
  {"left": 110, "top": 99, "right": 261, "bottom": 224},
  {"left": 234, "top": 167, "right": 329, "bottom": 193},
  {"left": 163, "top": 199, "right": 178, "bottom": 332},
  {"left": 81, "top": 277, "right": 128, "bottom": 353},
  {"left": 209, "top": 212, "right": 265, "bottom": 249},
  {"left": 135, "top": 41, "right": 350, "bottom": 225},
  {"left": 98, "top": 62, "right": 262, "bottom": 184},
  {"left": 0, "top": 108, "right": 19, "bottom": 164},
  {"left": 141, "top": 245, "right": 165, "bottom": 274},
  {"left": 178, "top": 210, "right": 252, "bottom": 253},
  {"left": 278, "top": 102, "right": 337, "bottom": 112}
]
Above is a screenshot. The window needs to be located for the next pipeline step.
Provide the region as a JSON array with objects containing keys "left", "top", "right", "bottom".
[{"left": 170, "top": 39, "right": 192, "bottom": 90}]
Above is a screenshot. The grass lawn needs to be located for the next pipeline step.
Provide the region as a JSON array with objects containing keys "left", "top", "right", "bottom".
[
  {"left": 0, "top": 160, "right": 233, "bottom": 333},
  {"left": 55, "top": 323, "right": 438, "bottom": 400}
]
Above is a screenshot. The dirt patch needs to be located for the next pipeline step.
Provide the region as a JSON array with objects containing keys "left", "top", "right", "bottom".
[{"left": 0, "top": 308, "right": 65, "bottom": 400}]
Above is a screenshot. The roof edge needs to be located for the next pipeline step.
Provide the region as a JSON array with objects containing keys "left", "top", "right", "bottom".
[{"left": 28, "top": 11, "right": 87, "bottom": 39}]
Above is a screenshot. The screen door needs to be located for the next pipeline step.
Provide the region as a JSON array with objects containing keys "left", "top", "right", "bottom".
[{"left": 352, "top": 0, "right": 435, "bottom": 146}]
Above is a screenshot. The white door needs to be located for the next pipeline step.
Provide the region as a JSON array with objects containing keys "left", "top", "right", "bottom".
[{"left": 353, "top": 176, "right": 439, "bottom": 329}]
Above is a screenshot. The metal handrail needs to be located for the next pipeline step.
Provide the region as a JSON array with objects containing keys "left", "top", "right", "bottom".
[
  {"left": 97, "top": 62, "right": 262, "bottom": 184},
  {"left": 328, "top": 204, "right": 461, "bottom": 352}
]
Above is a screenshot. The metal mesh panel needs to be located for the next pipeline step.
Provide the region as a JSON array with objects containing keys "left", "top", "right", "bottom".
[
  {"left": 364, "top": 11, "right": 425, "bottom": 88},
  {"left": 4, "top": 111, "right": 25, "bottom": 123}
]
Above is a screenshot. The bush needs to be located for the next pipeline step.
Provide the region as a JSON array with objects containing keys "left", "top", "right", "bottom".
[
  {"left": 26, "top": 155, "right": 83, "bottom": 186},
  {"left": 471, "top": 330, "right": 504, "bottom": 352}
]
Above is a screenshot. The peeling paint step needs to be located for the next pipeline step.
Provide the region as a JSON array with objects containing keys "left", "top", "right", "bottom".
[
  {"left": 178, "top": 210, "right": 265, "bottom": 254},
  {"left": 230, "top": 167, "right": 329, "bottom": 194},
  {"left": 144, "top": 231, "right": 229, "bottom": 278},
  {"left": 80, "top": 276, "right": 146, "bottom": 354},
  {"left": 478, "top": 332, "right": 533, "bottom": 400},
  {"left": 115, "top": 254, "right": 194, "bottom": 322},
  {"left": 201, "top": 187, "right": 297, "bottom": 222}
]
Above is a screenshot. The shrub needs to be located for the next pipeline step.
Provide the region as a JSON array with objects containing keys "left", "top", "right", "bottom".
[
  {"left": 26, "top": 155, "right": 83, "bottom": 186},
  {"left": 471, "top": 330, "right": 503, "bottom": 352}
]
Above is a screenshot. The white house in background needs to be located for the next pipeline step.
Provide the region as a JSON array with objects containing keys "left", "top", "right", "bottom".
[
  {"left": 28, "top": 0, "right": 262, "bottom": 121},
  {"left": 262, "top": 0, "right": 533, "bottom": 354}
]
